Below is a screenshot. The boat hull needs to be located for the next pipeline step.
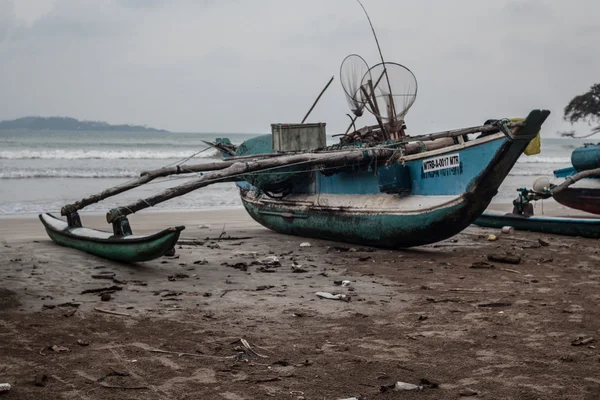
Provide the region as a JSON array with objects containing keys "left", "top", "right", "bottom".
[
  {"left": 553, "top": 187, "right": 600, "bottom": 215},
  {"left": 39, "top": 213, "right": 184, "bottom": 263},
  {"left": 474, "top": 212, "right": 600, "bottom": 239},
  {"left": 242, "top": 192, "right": 481, "bottom": 247},
  {"left": 238, "top": 110, "right": 549, "bottom": 247}
]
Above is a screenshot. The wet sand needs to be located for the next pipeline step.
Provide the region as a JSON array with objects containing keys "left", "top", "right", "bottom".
[{"left": 1, "top": 205, "right": 600, "bottom": 399}]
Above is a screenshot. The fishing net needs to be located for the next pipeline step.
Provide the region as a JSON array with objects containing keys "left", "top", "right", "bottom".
[
  {"left": 360, "top": 62, "right": 418, "bottom": 121},
  {"left": 340, "top": 54, "right": 371, "bottom": 117}
]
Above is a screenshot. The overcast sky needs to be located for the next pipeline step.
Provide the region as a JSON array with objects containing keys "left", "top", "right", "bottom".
[{"left": 0, "top": 0, "right": 598, "bottom": 136}]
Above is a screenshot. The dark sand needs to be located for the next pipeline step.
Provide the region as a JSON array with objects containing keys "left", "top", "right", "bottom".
[{"left": 1, "top": 205, "right": 599, "bottom": 399}]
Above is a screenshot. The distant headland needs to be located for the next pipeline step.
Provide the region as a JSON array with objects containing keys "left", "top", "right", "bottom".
[{"left": 0, "top": 116, "right": 169, "bottom": 133}]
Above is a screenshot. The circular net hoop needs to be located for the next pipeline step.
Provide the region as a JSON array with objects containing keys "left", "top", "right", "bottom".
[
  {"left": 340, "top": 54, "right": 372, "bottom": 117},
  {"left": 360, "top": 62, "right": 418, "bottom": 122}
]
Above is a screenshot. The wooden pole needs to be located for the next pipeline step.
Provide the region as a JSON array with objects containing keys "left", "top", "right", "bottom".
[
  {"left": 106, "top": 148, "right": 395, "bottom": 223},
  {"left": 360, "top": 86, "right": 388, "bottom": 140},
  {"left": 61, "top": 160, "right": 237, "bottom": 215},
  {"left": 301, "top": 76, "right": 334, "bottom": 124},
  {"left": 397, "top": 121, "right": 525, "bottom": 144}
]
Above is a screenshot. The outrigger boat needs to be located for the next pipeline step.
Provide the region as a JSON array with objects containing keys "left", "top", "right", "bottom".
[
  {"left": 551, "top": 144, "right": 600, "bottom": 215},
  {"left": 38, "top": 5, "right": 551, "bottom": 261},
  {"left": 474, "top": 144, "right": 600, "bottom": 238},
  {"left": 40, "top": 103, "right": 550, "bottom": 262}
]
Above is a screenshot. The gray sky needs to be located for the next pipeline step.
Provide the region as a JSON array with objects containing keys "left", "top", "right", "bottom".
[{"left": 0, "top": 0, "right": 598, "bottom": 136}]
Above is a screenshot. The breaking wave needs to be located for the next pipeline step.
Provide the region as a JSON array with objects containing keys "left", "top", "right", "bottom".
[
  {"left": 509, "top": 170, "right": 555, "bottom": 177},
  {"left": 516, "top": 156, "right": 570, "bottom": 164},
  {"left": 0, "top": 169, "right": 140, "bottom": 179},
  {"left": 0, "top": 149, "right": 219, "bottom": 160}
]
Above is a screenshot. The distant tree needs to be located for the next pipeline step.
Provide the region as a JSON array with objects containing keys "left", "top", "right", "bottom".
[{"left": 563, "top": 83, "right": 600, "bottom": 137}]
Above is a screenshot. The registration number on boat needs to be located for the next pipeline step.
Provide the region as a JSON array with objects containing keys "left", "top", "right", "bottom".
[{"left": 422, "top": 153, "right": 460, "bottom": 173}]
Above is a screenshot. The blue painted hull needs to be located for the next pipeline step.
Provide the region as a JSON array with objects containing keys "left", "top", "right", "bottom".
[{"left": 236, "top": 110, "right": 550, "bottom": 247}]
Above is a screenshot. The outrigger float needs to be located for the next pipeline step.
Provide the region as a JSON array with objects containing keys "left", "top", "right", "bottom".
[{"left": 39, "top": 4, "right": 551, "bottom": 262}]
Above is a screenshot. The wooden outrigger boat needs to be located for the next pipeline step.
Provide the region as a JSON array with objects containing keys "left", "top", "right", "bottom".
[
  {"left": 550, "top": 144, "right": 600, "bottom": 215},
  {"left": 40, "top": 109, "right": 549, "bottom": 261},
  {"left": 474, "top": 144, "right": 600, "bottom": 238},
  {"left": 38, "top": 5, "right": 551, "bottom": 261},
  {"left": 233, "top": 111, "right": 549, "bottom": 247}
]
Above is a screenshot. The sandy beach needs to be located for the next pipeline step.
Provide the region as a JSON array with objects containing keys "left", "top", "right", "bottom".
[{"left": 1, "top": 204, "right": 600, "bottom": 399}]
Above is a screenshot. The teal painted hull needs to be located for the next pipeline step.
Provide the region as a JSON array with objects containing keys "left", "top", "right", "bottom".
[
  {"left": 242, "top": 195, "right": 472, "bottom": 247},
  {"left": 238, "top": 110, "right": 550, "bottom": 247},
  {"left": 474, "top": 213, "right": 600, "bottom": 238},
  {"left": 39, "top": 213, "right": 184, "bottom": 263}
]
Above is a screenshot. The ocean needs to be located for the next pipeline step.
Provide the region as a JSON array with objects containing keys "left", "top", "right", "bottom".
[{"left": 0, "top": 130, "right": 586, "bottom": 215}]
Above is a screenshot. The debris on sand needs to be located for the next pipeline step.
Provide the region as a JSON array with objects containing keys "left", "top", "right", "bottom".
[
  {"left": 50, "top": 345, "right": 69, "bottom": 353},
  {"left": 291, "top": 263, "right": 308, "bottom": 273},
  {"left": 316, "top": 292, "right": 350, "bottom": 302},
  {"left": 572, "top": 336, "right": 594, "bottom": 346},
  {"left": 0, "top": 383, "right": 11, "bottom": 392},
  {"left": 487, "top": 235, "right": 498, "bottom": 241},
  {"left": 168, "top": 273, "right": 190, "bottom": 281},
  {"left": 252, "top": 256, "right": 281, "bottom": 267},
  {"left": 222, "top": 262, "right": 248, "bottom": 271},
  {"left": 63, "top": 308, "right": 77, "bottom": 317},
  {"left": 94, "top": 308, "right": 130, "bottom": 317},
  {"left": 91, "top": 272, "right": 116, "bottom": 280},
  {"left": 477, "top": 302, "right": 512, "bottom": 308},
  {"left": 257, "top": 266, "right": 277, "bottom": 273},
  {"left": 470, "top": 261, "right": 495, "bottom": 269},
  {"left": 300, "top": 242, "right": 311, "bottom": 247},
  {"left": 333, "top": 280, "right": 351, "bottom": 287},
  {"left": 34, "top": 373, "right": 48, "bottom": 387},
  {"left": 538, "top": 238, "right": 550, "bottom": 247},
  {"left": 81, "top": 286, "right": 123, "bottom": 295},
  {"left": 380, "top": 378, "right": 438, "bottom": 392},
  {"left": 501, "top": 226, "right": 514, "bottom": 234},
  {"left": 487, "top": 254, "right": 521, "bottom": 265},
  {"left": 459, "top": 388, "right": 480, "bottom": 396}
]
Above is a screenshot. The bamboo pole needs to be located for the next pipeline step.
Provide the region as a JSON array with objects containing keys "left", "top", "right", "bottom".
[
  {"left": 397, "top": 121, "right": 524, "bottom": 144},
  {"left": 301, "top": 76, "right": 334, "bottom": 124},
  {"left": 106, "top": 148, "right": 395, "bottom": 223},
  {"left": 361, "top": 86, "right": 387, "bottom": 140},
  {"left": 61, "top": 160, "right": 237, "bottom": 215}
]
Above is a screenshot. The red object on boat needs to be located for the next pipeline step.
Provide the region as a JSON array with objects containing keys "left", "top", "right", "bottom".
[{"left": 553, "top": 187, "right": 600, "bottom": 215}]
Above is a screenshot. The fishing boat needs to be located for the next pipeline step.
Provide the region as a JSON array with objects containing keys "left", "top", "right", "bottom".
[
  {"left": 41, "top": 105, "right": 549, "bottom": 261},
  {"left": 474, "top": 143, "right": 600, "bottom": 238},
  {"left": 232, "top": 111, "right": 548, "bottom": 248},
  {"left": 551, "top": 144, "right": 600, "bottom": 215},
  {"left": 39, "top": 4, "right": 551, "bottom": 261}
]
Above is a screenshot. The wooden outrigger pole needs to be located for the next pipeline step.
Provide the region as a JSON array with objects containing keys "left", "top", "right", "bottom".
[
  {"left": 104, "top": 148, "right": 397, "bottom": 224},
  {"left": 61, "top": 119, "right": 526, "bottom": 225},
  {"left": 60, "top": 159, "right": 238, "bottom": 217}
]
